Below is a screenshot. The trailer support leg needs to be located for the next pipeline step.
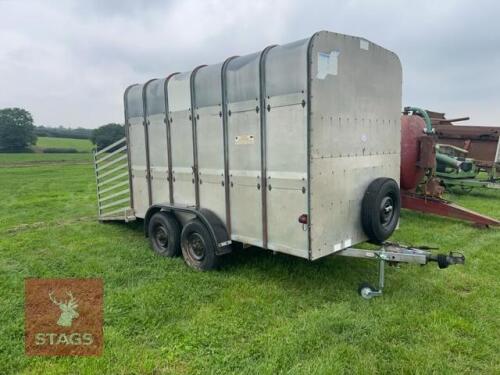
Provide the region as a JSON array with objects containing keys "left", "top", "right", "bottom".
[
  {"left": 358, "top": 255, "right": 385, "bottom": 299},
  {"left": 378, "top": 257, "right": 385, "bottom": 291}
]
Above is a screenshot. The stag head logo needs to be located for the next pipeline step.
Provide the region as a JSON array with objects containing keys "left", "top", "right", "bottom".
[{"left": 49, "top": 291, "right": 79, "bottom": 327}]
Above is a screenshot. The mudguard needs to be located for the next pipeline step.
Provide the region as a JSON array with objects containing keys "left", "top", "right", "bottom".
[{"left": 144, "top": 204, "right": 232, "bottom": 255}]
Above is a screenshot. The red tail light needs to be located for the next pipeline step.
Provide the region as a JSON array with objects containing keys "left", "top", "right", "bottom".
[{"left": 298, "top": 214, "right": 308, "bottom": 224}]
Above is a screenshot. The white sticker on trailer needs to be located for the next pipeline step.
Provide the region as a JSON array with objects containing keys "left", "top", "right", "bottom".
[
  {"left": 317, "top": 50, "right": 340, "bottom": 79},
  {"left": 360, "top": 39, "right": 369, "bottom": 50},
  {"left": 235, "top": 135, "right": 255, "bottom": 145}
]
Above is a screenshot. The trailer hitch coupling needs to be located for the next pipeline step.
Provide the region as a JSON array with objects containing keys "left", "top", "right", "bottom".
[{"left": 428, "top": 252, "right": 465, "bottom": 269}]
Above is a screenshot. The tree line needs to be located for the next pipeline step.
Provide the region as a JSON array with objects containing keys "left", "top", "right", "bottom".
[
  {"left": 35, "top": 125, "right": 92, "bottom": 140},
  {"left": 0, "top": 107, "right": 124, "bottom": 152}
]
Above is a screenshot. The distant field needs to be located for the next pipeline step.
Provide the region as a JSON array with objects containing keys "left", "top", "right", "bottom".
[
  {"left": 0, "top": 153, "right": 92, "bottom": 166},
  {"left": 0, "top": 152, "right": 499, "bottom": 374},
  {"left": 35, "top": 136, "right": 94, "bottom": 153}
]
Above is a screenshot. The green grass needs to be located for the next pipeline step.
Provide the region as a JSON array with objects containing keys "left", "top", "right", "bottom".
[
  {"left": 0, "top": 153, "right": 499, "bottom": 374},
  {"left": 0, "top": 153, "right": 92, "bottom": 166},
  {"left": 35, "top": 137, "right": 94, "bottom": 153}
]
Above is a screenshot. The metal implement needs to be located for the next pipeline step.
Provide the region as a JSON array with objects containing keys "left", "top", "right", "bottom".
[
  {"left": 435, "top": 143, "right": 500, "bottom": 191},
  {"left": 431, "top": 110, "right": 500, "bottom": 165},
  {"left": 431, "top": 109, "right": 500, "bottom": 187},
  {"left": 401, "top": 192, "right": 500, "bottom": 227}
]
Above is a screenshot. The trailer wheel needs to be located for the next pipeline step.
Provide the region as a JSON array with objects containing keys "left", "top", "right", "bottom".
[
  {"left": 181, "top": 219, "right": 219, "bottom": 271},
  {"left": 148, "top": 212, "right": 181, "bottom": 257},
  {"left": 361, "top": 178, "right": 400, "bottom": 244},
  {"left": 358, "top": 282, "right": 377, "bottom": 300}
]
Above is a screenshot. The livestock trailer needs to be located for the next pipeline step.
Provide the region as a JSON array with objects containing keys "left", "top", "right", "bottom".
[{"left": 94, "top": 31, "right": 464, "bottom": 298}]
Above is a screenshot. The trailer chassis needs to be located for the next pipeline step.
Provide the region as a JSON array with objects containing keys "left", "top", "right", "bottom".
[{"left": 338, "top": 243, "right": 465, "bottom": 299}]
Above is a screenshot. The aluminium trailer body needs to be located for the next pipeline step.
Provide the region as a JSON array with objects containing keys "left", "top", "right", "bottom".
[
  {"left": 129, "top": 31, "right": 402, "bottom": 258},
  {"left": 94, "top": 31, "right": 464, "bottom": 298}
]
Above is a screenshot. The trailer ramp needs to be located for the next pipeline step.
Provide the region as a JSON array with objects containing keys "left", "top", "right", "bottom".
[{"left": 93, "top": 137, "right": 135, "bottom": 221}]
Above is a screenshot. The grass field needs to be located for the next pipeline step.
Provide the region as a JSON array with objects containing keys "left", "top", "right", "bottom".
[
  {"left": 0, "top": 154, "right": 499, "bottom": 374},
  {"left": 0, "top": 153, "right": 92, "bottom": 166},
  {"left": 34, "top": 137, "right": 94, "bottom": 153}
]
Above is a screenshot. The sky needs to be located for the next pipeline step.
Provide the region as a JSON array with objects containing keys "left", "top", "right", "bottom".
[{"left": 1, "top": 0, "right": 499, "bottom": 128}]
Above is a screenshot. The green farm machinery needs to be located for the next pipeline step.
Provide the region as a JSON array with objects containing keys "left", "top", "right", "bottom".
[{"left": 435, "top": 143, "right": 500, "bottom": 192}]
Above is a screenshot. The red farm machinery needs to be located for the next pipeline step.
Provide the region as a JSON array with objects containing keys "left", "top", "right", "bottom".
[{"left": 400, "top": 107, "right": 500, "bottom": 227}]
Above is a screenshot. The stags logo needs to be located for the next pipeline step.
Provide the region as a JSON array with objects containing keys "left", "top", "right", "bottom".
[
  {"left": 25, "top": 278, "right": 103, "bottom": 356},
  {"left": 49, "top": 291, "right": 79, "bottom": 327}
]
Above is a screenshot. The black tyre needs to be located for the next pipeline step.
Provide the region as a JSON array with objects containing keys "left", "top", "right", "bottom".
[
  {"left": 361, "top": 178, "right": 400, "bottom": 244},
  {"left": 181, "top": 219, "right": 219, "bottom": 271},
  {"left": 148, "top": 212, "right": 181, "bottom": 257}
]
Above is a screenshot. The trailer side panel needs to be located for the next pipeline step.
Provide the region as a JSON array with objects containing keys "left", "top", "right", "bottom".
[
  {"left": 225, "top": 53, "right": 264, "bottom": 247},
  {"left": 263, "top": 39, "right": 310, "bottom": 258},
  {"left": 126, "top": 84, "right": 149, "bottom": 218},
  {"left": 194, "top": 63, "right": 227, "bottom": 224},
  {"left": 167, "top": 72, "right": 196, "bottom": 206},
  {"left": 145, "top": 78, "right": 171, "bottom": 205}
]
